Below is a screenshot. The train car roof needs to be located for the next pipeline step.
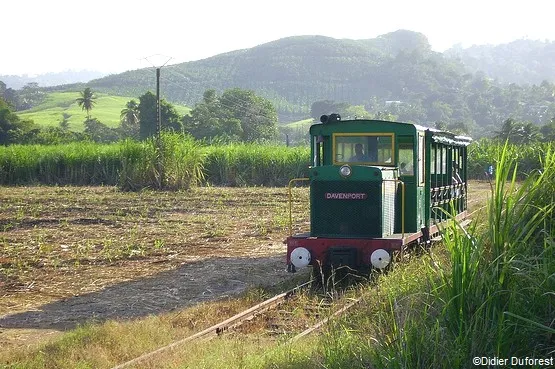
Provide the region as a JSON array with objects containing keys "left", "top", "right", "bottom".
[{"left": 311, "top": 116, "right": 472, "bottom": 146}]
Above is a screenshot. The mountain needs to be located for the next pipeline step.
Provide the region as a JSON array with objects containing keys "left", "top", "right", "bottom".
[
  {"left": 0, "top": 70, "right": 107, "bottom": 89},
  {"left": 7, "top": 30, "right": 555, "bottom": 136},
  {"left": 86, "top": 30, "right": 451, "bottom": 112},
  {"left": 445, "top": 39, "right": 555, "bottom": 85}
]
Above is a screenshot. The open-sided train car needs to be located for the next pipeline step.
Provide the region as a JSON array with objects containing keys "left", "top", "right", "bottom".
[{"left": 286, "top": 114, "right": 472, "bottom": 273}]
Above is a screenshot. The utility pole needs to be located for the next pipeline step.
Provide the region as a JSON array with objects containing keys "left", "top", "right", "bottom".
[
  {"left": 156, "top": 67, "right": 161, "bottom": 141},
  {"left": 155, "top": 66, "right": 163, "bottom": 189},
  {"left": 144, "top": 55, "right": 172, "bottom": 189}
]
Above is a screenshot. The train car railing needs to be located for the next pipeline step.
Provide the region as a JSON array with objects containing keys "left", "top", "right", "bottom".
[
  {"left": 383, "top": 179, "right": 405, "bottom": 238},
  {"left": 288, "top": 178, "right": 310, "bottom": 236},
  {"left": 431, "top": 182, "right": 467, "bottom": 220}
]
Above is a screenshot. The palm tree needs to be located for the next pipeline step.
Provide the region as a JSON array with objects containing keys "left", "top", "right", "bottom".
[
  {"left": 76, "top": 88, "right": 96, "bottom": 120},
  {"left": 120, "top": 100, "right": 140, "bottom": 138}
]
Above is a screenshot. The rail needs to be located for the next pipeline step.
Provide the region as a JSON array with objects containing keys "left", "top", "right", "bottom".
[{"left": 110, "top": 281, "right": 312, "bottom": 369}]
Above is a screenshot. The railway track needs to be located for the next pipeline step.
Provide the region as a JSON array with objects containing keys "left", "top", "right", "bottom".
[
  {"left": 110, "top": 278, "right": 362, "bottom": 369},
  {"left": 110, "top": 233, "right": 462, "bottom": 369}
]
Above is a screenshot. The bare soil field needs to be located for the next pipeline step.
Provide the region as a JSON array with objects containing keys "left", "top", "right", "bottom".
[{"left": 0, "top": 182, "right": 490, "bottom": 347}]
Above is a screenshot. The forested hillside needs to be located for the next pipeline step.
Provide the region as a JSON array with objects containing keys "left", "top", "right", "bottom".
[
  {"left": 6, "top": 30, "right": 555, "bottom": 138},
  {"left": 445, "top": 39, "right": 555, "bottom": 85}
]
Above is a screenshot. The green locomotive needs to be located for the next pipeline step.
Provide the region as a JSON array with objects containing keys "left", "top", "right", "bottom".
[{"left": 286, "top": 114, "right": 472, "bottom": 273}]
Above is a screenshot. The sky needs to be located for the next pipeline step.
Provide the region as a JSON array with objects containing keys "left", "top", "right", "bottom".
[{"left": 2, "top": 0, "right": 554, "bottom": 76}]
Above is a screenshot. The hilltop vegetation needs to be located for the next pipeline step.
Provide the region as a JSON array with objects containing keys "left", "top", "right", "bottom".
[
  {"left": 17, "top": 92, "right": 138, "bottom": 131},
  {"left": 75, "top": 30, "right": 555, "bottom": 137},
  {"left": 2, "top": 30, "right": 555, "bottom": 140},
  {"left": 445, "top": 39, "right": 555, "bottom": 85}
]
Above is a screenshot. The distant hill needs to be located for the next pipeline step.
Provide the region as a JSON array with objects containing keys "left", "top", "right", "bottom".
[
  {"left": 7, "top": 30, "right": 554, "bottom": 136},
  {"left": 17, "top": 91, "right": 190, "bottom": 131},
  {"left": 85, "top": 30, "right": 453, "bottom": 114},
  {"left": 445, "top": 39, "right": 555, "bottom": 85},
  {"left": 0, "top": 70, "right": 107, "bottom": 89}
]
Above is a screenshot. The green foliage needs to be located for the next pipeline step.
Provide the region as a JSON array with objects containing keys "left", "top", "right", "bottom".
[
  {"left": 494, "top": 118, "right": 541, "bottom": 144},
  {"left": 119, "top": 99, "right": 140, "bottom": 139},
  {"left": 184, "top": 88, "right": 278, "bottom": 143},
  {"left": 467, "top": 139, "right": 552, "bottom": 179},
  {"left": 310, "top": 100, "right": 349, "bottom": 120},
  {"left": 540, "top": 117, "right": 555, "bottom": 141},
  {"left": 202, "top": 143, "right": 309, "bottom": 186},
  {"left": 83, "top": 118, "right": 120, "bottom": 143},
  {"left": 0, "top": 136, "right": 308, "bottom": 188},
  {"left": 16, "top": 92, "right": 140, "bottom": 131},
  {"left": 16, "top": 82, "right": 45, "bottom": 110},
  {"left": 75, "top": 87, "right": 96, "bottom": 120},
  {"left": 138, "top": 91, "right": 183, "bottom": 140},
  {"left": 138, "top": 91, "right": 157, "bottom": 139},
  {"left": 0, "top": 142, "right": 122, "bottom": 185},
  {"left": 315, "top": 145, "right": 555, "bottom": 369},
  {"left": 32, "top": 126, "right": 86, "bottom": 145},
  {"left": 0, "top": 97, "right": 40, "bottom": 145},
  {"left": 445, "top": 39, "right": 555, "bottom": 85},
  {"left": 6, "top": 33, "right": 555, "bottom": 138},
  {"left": 118, "top": 133, "right": 204, "bottom": 190}
]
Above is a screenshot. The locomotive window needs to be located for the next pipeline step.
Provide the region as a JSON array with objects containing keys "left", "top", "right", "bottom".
[
  {"left": 398, "top": 141, "right": 414, "bottom": 176},
  {"left": 313, "top": 135, "right": 324, "bottom": 166},
  {"left": 418, "top": 134, "right": 425, "bottom": 186},
  {"left": 332, "top": 134, "right": 394, "bottom": 166}
]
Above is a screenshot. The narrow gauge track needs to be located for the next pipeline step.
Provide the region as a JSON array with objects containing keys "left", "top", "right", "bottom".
[
  {"left": 111, "top": 237, "right": 457, "bottom": 369},
  {"left": 111, "top": 279, "right": 362, "bottom": 369}
]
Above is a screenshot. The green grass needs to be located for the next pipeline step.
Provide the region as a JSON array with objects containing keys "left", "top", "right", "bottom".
[
  {"left": 0, "top": 137, "right": 310, "bottom": 188},
  {"left": 16, "top": 91, "right": 191, "bottom": 131},
  {"left": 282, "top": 118, "right": 314, "bottom": 129},
  {"left": 468, "top": 138, "right": 552, "bottom": 179}
]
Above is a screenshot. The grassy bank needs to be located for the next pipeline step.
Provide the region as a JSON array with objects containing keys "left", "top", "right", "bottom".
[{"left": 299, "top": 143, "right": 555, "bottom": 368}]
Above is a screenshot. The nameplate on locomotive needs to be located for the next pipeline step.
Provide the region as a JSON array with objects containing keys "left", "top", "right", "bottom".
[{"left": 325, "top": 192, "right": 368, "bottom": 200}]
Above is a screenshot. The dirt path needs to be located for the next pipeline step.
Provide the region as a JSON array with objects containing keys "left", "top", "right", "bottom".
[{"left": 0, "top": 255, "right": 297, "bottom": 346}]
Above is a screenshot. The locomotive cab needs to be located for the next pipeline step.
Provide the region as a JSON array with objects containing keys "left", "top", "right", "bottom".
[{"left": 286, "top": 114, "right": 471, "bottom": 274}]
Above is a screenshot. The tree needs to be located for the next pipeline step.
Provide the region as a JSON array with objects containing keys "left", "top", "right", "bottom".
[
  {"left": 220, "top": 88, "right": 278, "bottom": 142},
  {"left": 33, "top": 126, "right": 85, "bottom": 145},
  {"left": 160, "top": 101, "right": 183, "bottom": 133},
  {"left": 183, "top": 89, "right": 241, "bottom": 141},
  {"left": 343, "top": 105, "right": 371, "bottom": 119},
  {"left": 59, "top": 113, "right": 71, "bottom": 131},
  {"left": 139, "top": 92, "right": 157, "bottom": 139},
  {"left": 495, "top": 118, "right": 518, "bottom": 142},
  {"left": 84, "top": 118, "right": 119, "bottom": 143},
  {"left": 310, "top": 100, "right": 349, "bottom": 121},
  {"left": 138, "top": 91, "right": 183, "bottom": 140},
  {"left": 18, "top": 83, "right": 44, "bottom": 110},
  {"left": 184, "top": 88, "right": 278, "bottom": 143},
  {"left": 120, "top": 100, "right": 140, "bottom": 139},
  {"left": 76, "top": 88, "right": 97, "bottom": 120},
  {"left": 540, "top": 117, "right": 555, "bottom": 141},
  {"left": 0, "top": 97, "right": 38, "bottom": 144},
  {"left": 495, "top": 118, "right": 540, "bottom": 144}
]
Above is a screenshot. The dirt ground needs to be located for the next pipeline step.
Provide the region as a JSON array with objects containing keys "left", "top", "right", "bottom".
[
  {"left": 0, "top": 186, "right": 311, "bottom": 347},
  {"left": 0, "top": 182, "right": 490, "bottom": 347}
]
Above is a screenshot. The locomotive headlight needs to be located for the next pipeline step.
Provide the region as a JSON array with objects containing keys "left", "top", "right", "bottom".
[
  {"left": 339, "top": 165, "right": 352, "bottom": 177},
  {"left": 290, "top": 247, "right": 311, "bottom": 269},
  {"left": 371, "top": 249, "right": 391, "bottom": 269}
]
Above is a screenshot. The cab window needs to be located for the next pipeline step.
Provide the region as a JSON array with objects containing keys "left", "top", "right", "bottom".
[
  {"left": 398, "top": 139, "right": 414, "bottom": 176},
  {"left": 333, "top": 134, "right": 394, "bottom": 165}
]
